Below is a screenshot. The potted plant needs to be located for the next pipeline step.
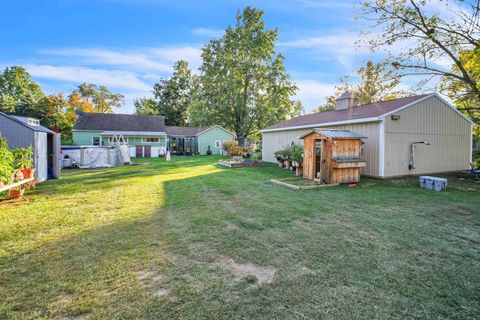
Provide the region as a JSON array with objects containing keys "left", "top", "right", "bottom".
[
  {"left": 13, "top": 146, "right": 34, "bottom": 179},
  {"left": 274, "top": 150, "right": 283, "bottom": 167},
  {"left": 283, "top": 145, "right": 292, "bottom": 170},
  {"left": 291, "top": 144, "right": 304, "bottom": 176},
  {"left": 0, "top": 138, "right": 14, "bottom": 188},
  {"left": 8, "top": 186, "right": 25, "bottom": 199}
]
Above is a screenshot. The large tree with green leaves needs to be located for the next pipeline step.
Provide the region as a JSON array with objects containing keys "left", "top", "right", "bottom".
[
  {"left": 134, "top": 97, "right": 159, "bottom": 116},
  {"left": 150, "top": 60, "right": 194, "bottom": 126},
  {"left": 359, "top": 0, "right": 480, "bottom": 122},
  {"left": 72, "top": 83, "right": 124, "bottom": 113},
  {"left": 315, "top": 60, "right": 404, "bottom": 112},
  {"left": 191, "top": 7, "right": 300, "bottom": 144},
  {"left": 0, "top": 66, "right": 45, "bottom": 114}
]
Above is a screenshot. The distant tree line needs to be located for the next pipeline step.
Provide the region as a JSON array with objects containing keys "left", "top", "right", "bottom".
[{"left": 0, "top": 66, "right": 124, "bottom": 143}]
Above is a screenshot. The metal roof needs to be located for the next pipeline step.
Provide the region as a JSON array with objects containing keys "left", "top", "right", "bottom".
[
  {"left": 0, "top": 112, "right": 55, "bottom": 134},
  {"left": 300, "top": 129, "right": 366, "bottom": 139},
  {"left": 261, "top": 94, "right": 431, "bottom": 131},
  {"left": 100, "top": 131, "right": 167, "bottom": 136}
]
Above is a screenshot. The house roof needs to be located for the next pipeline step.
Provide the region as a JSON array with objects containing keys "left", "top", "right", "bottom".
[
  {"left": 261, "top": 94, "right": 432, "bottom": 132},
  {"left": 165, "top": 126, "right": 209, "bottom": 136},
  {"left": 300, "top": 129, "right": 366, "bottom": 139},
  {"left": 0, "top": 112, "right": 55, "bottom": 134},
  {"left": 73, "top": 112, "right": 167, "bottom": 132}
]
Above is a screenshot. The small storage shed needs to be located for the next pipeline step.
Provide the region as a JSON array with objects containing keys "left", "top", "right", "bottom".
[
  {"left": 0, "top": 112, "right": 61, "bottom": 182},
  {"left": 301, "top": 129, "right": 366, "bottom": 184}
]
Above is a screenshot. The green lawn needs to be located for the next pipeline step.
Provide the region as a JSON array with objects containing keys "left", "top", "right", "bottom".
[{"left": 1, "top": 156, "right": 479, "bottom": 319}]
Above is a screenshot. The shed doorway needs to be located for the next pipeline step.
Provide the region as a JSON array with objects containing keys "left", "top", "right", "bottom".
[{"left": 315, "top": 140, "right": 322, "bottom": 179}]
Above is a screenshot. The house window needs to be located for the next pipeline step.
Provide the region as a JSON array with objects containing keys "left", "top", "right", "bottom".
[
  {"left": 92, "top": 137, "right": 100, "bottom": 146},
  {"left": 108, "top": 136, "right": 128, "bottom": 144},
  {"left": 214, "top": 140, "right": 221, "bottom": 148},
  {"left": 142, "top": 137, "right": 160, "bottom": 143}
]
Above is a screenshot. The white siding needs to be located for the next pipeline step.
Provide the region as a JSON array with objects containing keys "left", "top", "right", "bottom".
[
  {"left": 262, "top": 121, "right": 381, "bottom": 176},
  {"left": 383, "top": 95, "right": 471, "bottom": 176}
]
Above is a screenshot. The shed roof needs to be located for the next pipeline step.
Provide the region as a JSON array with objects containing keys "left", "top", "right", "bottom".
[
  {"left": 0, "top": 112, "right": 55, "bottom": 134},
  {"left": 300, "top": 129, "right": 366, "bottom": 139},
  {"left": 73, "top": 112, "right": 166, "bottom": 132},
  {"left": 262, "top": 94, "right": 431, "bottom": 132},
  {"left": 165, "top": 126, "right": 209, "bottom": 136}
]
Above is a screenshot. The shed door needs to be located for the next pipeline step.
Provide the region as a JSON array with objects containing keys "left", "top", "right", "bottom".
[
  {"left": 315, "top": 139, "right": 322, "bottom": 179},
  {"left": 135, "top": 145, "right": 143, "bottom": 158},
  {"left": 35, "top": 132, "right": 48, "bottom": 182},
  {"left": 144, "top": 145, "right": 151, "bottom": 158}
]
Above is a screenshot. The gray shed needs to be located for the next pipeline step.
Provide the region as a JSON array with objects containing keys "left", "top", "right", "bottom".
[{"left": 0, "top": 112, "right": 61, "bottom": 182}]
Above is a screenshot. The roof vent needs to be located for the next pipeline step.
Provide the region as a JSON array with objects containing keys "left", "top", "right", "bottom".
[{"left": 335, "top": 91, "right": 358, "bottom": 110}]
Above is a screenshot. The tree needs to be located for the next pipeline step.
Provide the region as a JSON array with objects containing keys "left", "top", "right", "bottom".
[
  {"left": 153, "top": 60, "right": 194, "bottom": 126},
  {"left": 192, "top": 7, "right": 300, "bottom": 144},
  {"left": 314, "top": 60, "right": 403, "bottom": 112},
  {"left": 72, "top": 83, "right": 124, "bottom": 113},
  {"left": 0, "top": 66, "right": 45, "bottom": 113},
  {"left": 134, "top": 98, "right": 159, "bottom": 116},
  {"left": 359, "top": 0, "right": 480, "bottom": 122}
]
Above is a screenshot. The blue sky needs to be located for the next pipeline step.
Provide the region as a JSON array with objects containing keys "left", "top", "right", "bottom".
[{"left": 0, "top": 0, "right": 449, "bottom": 113}]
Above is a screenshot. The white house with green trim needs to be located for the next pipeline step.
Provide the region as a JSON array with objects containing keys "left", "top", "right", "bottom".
[{"left": 71, "top": 112, "right": 235, "bottom": 157}]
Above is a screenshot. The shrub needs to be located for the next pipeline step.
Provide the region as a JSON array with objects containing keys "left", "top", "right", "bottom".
[
  {"left": 0, "top": 138, "right": 14, "bottom": 184},
  {"left": 222, "top": 140, "right": 236, "bottom": 156},
  {"left": 230, "top": 146, "right": 243, "bottom": 156},
  {"left": 13, "top": 146, "right": 33, "bottom": 169}
]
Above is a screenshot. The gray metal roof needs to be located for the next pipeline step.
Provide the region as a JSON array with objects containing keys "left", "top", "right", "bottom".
[
  {"left": 73, "top": 112, "right": 166, "bottom": 132},
  {"left": 301, "top": 129, "right": 366, "bottom": 139},
  {"left": 0, "top": 112, "right": 55, "bottom": 133}
]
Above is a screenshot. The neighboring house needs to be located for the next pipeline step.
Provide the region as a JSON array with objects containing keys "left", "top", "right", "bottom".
[
  {"left": 261, "top": 93, "right": 474, "bottom": 178},
  {"left": 0, "top": 112, "right": 61, "bottom": 181},
  {"left": 72, "top": 112, "right": 234, "bottom": 157}
]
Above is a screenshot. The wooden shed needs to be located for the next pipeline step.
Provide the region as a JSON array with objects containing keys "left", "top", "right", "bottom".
[{"left": 301, "top": 129, "right": 367, "bottom": 184}]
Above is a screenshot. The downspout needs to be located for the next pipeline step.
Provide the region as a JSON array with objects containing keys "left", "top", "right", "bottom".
[{"left": 409, "top": 141, "right": 430, "bottom": 170}]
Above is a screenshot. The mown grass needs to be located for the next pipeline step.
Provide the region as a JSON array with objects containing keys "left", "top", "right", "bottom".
[{"left": 0, "top": 156, "right": 479, "bottom": 319}]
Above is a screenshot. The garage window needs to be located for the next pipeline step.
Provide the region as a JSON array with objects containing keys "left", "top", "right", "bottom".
[
  {"left": 92, "top": 137, "right": 100, "bottom": 146},
  {"left": 214, "top": 140, "right": 221, "bottom": 148}
]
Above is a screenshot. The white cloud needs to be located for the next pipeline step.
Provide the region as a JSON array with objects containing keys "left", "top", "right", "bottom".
[
  {"left": 25, "top": 64, "right": 151, "bottom": 92},
  {"left": 294, "top": 79, "right": 337, "bottom": 112},
  {"left": 192, "top": 27, "right": 224, "bottom": 38},
  {"left": 279, "top": 32, "right": 370, "bottom": 68},
  {"left": 42, "top": 46, "right": 204, "bottom": 72}
]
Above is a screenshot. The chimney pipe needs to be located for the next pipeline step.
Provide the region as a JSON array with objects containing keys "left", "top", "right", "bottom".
[{"left": 335, "top": 91, "right": 358, "bottom": 110}]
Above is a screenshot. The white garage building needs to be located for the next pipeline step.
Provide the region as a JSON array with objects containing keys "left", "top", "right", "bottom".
[{"left": 261, "top": 93, "right": 473, "bottom": 178}]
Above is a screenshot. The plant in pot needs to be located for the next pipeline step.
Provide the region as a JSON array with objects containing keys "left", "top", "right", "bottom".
[
  {"left": 8, "top": 186, "right": 25, "bottom": 199},
  {"left": 13, "top": 146, "right": 34, "bottom": 179},
  {"left": 283, "top": 145, "right": 292, "bottom": 170},
  {"left": 291, "top": 144, "right": 304, "bottom": 176},
  {"left": 0, "top": 138, "right": 15, "bottom": 188},
  {"left": 274, "top": 150, "right": 284, "bottom": 167}
]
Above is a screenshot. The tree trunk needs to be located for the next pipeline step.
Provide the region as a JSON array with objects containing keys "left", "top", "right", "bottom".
[{"left": 237, "top": 135, "right": 245, "bottom": 146}]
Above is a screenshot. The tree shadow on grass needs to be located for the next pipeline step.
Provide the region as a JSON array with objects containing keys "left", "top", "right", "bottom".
[{"left": 1, "top": 158, "right": 480, "bottom": 319}]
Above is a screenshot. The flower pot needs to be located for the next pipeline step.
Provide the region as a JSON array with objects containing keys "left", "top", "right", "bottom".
[
  {"left": 296, "top": 166, "right": 303, "bottom": 177},
  {"left": 8, "top": 188, "right": 24, "bottom": 199},
  {"left": 20, "top": 168, "right": 35, "bottom": 179},
  {"left": 13, "top": 170, "right": 24, "bottom": 181}
]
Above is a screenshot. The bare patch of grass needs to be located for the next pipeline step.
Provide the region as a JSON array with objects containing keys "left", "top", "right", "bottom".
[{"left": 219, "top": 257, "right": 276, "bottom": 286}]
